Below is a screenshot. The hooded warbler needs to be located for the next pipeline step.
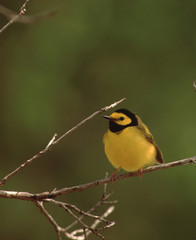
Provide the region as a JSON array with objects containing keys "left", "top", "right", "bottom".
[{"left": 103, "top": 109, "right": 163, "bottom": 176}]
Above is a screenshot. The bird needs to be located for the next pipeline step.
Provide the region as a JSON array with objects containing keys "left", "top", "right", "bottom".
[{"left": 103, "top": 108, "right": 163, "bottom": 178}]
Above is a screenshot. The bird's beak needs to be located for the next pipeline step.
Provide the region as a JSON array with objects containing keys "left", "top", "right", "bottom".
[{"left": 103, "top": 115, "right": 116, "bottom": 121}]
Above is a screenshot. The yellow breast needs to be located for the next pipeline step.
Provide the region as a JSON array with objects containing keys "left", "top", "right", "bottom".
[{"left": 103, "top": 127, "right": 156, "bottom": 172}]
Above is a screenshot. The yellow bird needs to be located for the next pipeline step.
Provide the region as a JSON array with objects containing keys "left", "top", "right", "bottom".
[{"left": 103, "top": 109, "right": 163, "bottom": 176}]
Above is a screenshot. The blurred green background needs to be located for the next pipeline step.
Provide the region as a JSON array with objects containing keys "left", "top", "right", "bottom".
[{"left": 0, "top": 0, "right": 196, "bottom": 239}]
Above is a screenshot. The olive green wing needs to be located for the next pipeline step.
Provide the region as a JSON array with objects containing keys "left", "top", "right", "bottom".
[
  {"left": 154, "top": 144, "right": 164, "bottom": 164},
  {"left": 136, "top": 118, "right": 164, "bottom": 164}
]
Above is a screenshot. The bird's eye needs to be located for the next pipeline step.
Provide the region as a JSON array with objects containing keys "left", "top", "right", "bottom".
[{"left": 119, "top": 117, "right": 124, "bottom": 121}]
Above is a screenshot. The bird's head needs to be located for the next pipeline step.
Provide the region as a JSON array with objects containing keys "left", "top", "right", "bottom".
[{"left": 103, "top": 108, "right": 138, "bottom": 133}]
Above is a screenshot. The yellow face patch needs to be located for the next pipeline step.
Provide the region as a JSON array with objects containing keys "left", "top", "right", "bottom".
[{"left": 110, "top": 112, "right": 132, "bottom": 126}]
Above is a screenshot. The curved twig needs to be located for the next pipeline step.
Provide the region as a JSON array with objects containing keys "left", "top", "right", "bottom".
[{"left": 0, "top": 98, "right": 126, "bottom": 187}]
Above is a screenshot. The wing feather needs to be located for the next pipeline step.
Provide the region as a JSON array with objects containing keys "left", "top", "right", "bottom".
[{"left": 136, "top": 116, "right": 164, "bottom": 164}]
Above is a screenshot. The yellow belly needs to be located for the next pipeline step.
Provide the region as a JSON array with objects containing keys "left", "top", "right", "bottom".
[{"left": 103, "top": 127, "right": 156, "bottom": 172}]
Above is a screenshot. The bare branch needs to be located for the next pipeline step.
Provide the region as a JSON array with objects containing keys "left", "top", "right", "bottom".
[
  {"left": 52, "top": 199, "right": 105, "bottom": 239},
  {"left": 63, "top": 179, "right": 116, "bottom": 240},
  {"left": 46, "top": 199, "right": 113, "bottom": 226},
  {"left": 83, "top": 228, "right": 87, "bottom": 240},
  {"left": 67, "top": 206, "right": 115, "bottom": 240},
  {"left": 52, "top": 98, "right": 126, "bottom": 145},
  {"left": 193, "top": 80, "right": 196, "bottom": 91},
  {"left": 33, "top": 178, "right": 116, "bottom": 240},
  {"left": 34, "top": 155, "right": 196, "bottom": 199},
  {"left": 46, "top": 133, "right": 57, "bottom": 148},
  {"left": 0, "top": 98, "right": 126, "bottom": 187},
  {"left": 0, "top": 133, "right": 57, "bottom": 187},
  {"left": 44, "top": 198, "right": 106, "bottom": 240},
  {"left": 0, "top": 0, "right": 29, "bottom": 34},
  {"left": 35, "top": 201, "right": 62, "bottom": 240},
  {"left": 89, "top": 206, "right": 115, "bottom": 231},
  {"left": 0, "top": 95, "right": 194, "bottom": 240},
  {"left": 65, "top": 184, "right": 116, "bottom": 232},
  {"left": 0, "top": 4, "right": 57, "bottom": 24},
  {"left": 0, "top": 156, "right": 195, "bottom": 201},
  {"left": 103, "top": 172, "right": 109, "bottom": 198}
]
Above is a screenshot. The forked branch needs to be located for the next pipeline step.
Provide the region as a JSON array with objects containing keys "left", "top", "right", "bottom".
[{"left": 35, "top": 177, "right": 116, "bottom": 240}]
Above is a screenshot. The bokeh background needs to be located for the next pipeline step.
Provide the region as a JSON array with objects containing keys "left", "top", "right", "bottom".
[{"left": 0, "top": 0, "right": 196, "bottom": 239}]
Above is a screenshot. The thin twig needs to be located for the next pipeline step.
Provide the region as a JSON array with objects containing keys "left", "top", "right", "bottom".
[
  {"left": 52, "top": 98, "right": 126, "bottom": 146},
  {"left": 193, "top": 80, "right": 196, "bottom": 91},
  {"left": 35, "top": 201, "right": 62, "bottom": 240},
  {"left": 89, "top": 206, "right": 115, "bottom": 231},
  {"left": 35, "top": 177, "right": 116, "bottom": 240},
  {"left": 48, "top": 199, "right": 105, "bottom": 240},
  {"left": 0, "top": 156, "right": 195, "bottom": 201},
  {"left": 46, "top": 199, "right": 112, "bottom": 225},
  {"left": 103, "top": 172, "right": 109, "bottom": 199},
  {"left": 72, "top": 206, "right": 115, "bottom": 240},
  {"left": 64, "top": 206, "right": 115, "bottom": 240},
  {"left": 0, "top": 98, "right": 126, "bottom": 187},
  {"left": 0, "top": 0, "right": 29, "bottom": 34},
  {"left": 46, "top": 133, "right": 57, "bottom": 148},
  {"left": 0, "top": 133, "right": 57, "bottom": 187},
  {"left": 83, "top": 228, "right": 87, "bottom": 240},
  {"left": 0, "top": 4, "right": 57, "bottom": 24},
  {"left": 65, "top": 186, "right": 115, "bottom": 232}
]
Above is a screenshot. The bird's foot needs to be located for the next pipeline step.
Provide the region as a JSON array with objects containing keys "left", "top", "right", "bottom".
[
  {"left": 137, "top": 169, "right": 143, "bottom": 179},
  {"left": 110, "top": 167, "right": 121, "bottom": 183}
]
